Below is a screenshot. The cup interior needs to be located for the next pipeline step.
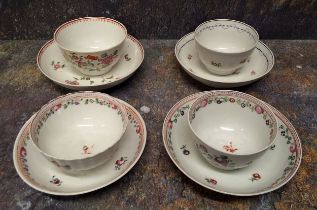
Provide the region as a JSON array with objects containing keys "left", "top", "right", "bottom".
[
  {"left": 195, "top": 20, "right": 259, "bottom": 53},
  {"left": 55, "top": 18, "right": 127, "bottom": 53},
  {"left": 189, "top": 91, "right": 276, "bottom": 155},
  {"left": 31, "top": 92, "right": 126, "bottom": 160}
]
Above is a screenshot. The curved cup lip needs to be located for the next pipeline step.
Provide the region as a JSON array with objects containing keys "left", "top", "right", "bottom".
[
  {"left": 188, "top": 90, "right": 278, "bottom": 157},
  {"left": 29, "top": 91, "right": 128, "bottom": 163},
  {"left": 194, "top": 19, "right": 259, "bottom": 54},
  {"left": 54, "top": 17, "right": 127, "bottom": 53}
]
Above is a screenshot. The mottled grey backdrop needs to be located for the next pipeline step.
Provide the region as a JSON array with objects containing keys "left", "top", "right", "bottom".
[{"left": 1, "top": 0, "right": 317, "bottom": 40}]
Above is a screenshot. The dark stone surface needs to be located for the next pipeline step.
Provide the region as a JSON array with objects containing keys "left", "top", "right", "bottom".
[
  {"left": 0, "top": 39, "right": 316, "bottom": 209},
  {"left": 0, "top": 0, "right": 317, "bottom": 39}
]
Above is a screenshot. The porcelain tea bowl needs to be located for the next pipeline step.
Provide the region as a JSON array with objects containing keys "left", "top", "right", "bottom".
[
  {"left": 29, "top": 91, "right": 128, "bottom": 172},
  {"left": 188, "top": 90, "right": 277, "bottom": 170},
  {"left": 195, "top": 19, "right": 259, "bottom": 75},
  {"left": 54, "top": 17, "right": 127, "bottom": 76}
]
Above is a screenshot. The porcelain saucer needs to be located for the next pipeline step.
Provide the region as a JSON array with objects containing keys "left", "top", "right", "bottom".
[
  {"left": 162, "top": 92, "right": 301, "bottom": 196},
  {"left": 37, "top": 35, "right": 144, "bottom": 90},
  {"left": 175, "top": 33, "right": 274, "bottom": 88},
  {"left": 13, "top": 100, "right": 146, "bottom": 196}
]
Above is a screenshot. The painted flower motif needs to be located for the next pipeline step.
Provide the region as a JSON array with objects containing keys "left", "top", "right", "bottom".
[
  {"left": 50, "top": 176, "right": 62, "bottom": 186},
  {"left": 266, "top": 120, "right": 270, "bottom": 125},
  {"left": 223, "top": 141, "right": 238, "bottom": 153},
  {"left": 201, "top": 99, "right": 208, "bottom": 107},
  {"left": 250, "top": 173, "right": 261, "bottom": 181},
  {"left": 136, "top": 125, "right": 141, "bottom": 134},
  {"left": 71, "top": 54, "right": 79, "bottom": 60},
  {"left": 289, "top": 145, "right": 297, "bottom": 153},
  {"left": 187, "top": 54, "right": 192, "bottom": 60},
  {"left": 180, "top": 145, "right": 190, "bottom": 155},
  {"left": 53, "top": 103, "right": 62, "bottom": 112},
  {"left": 229, "top": 98, "right": 235, "bottom": 103},
  {"left": 85, "top": 55, "right": 98, "bottom": 60},
  {"left": 65, "top": 80, "right": 80, "bottom": 85},
  {"left": 20, "top": 147, "right": 27, "bottom": 157},
  {"left": 82, "top": 144, "right": 94, "bottom": 155},
  {"left": 51, "top": 61, "right": 65, "bottom": 70},
  {"left": 167, "top": 120, "right": 173, "bottom": 129},
  {"left": 68, "top": 50, "right": 119, "bottom": 72},
  {"left": 112, "top": 104, "right": 118, "bottom": 109},
  {"left": 198, "top": 144, "right": 208, "bottom": 153},
  {"left": 255, "top": 105, "right": 264, "bottom": 114},
  {"left": 115, "top": 157, "right": 128, "bottom": 170},
  {"left": 99, "top": 54, "right": 117, "bottom": 65},
  {"left": 205, "top": 178, "right": 217, "bottom": 185},
  {"left": 124, "top": 54, "right": 131, "bottom": 61},
  {"left": 214, "top": 155, "right": 231, "bottom": 167}
]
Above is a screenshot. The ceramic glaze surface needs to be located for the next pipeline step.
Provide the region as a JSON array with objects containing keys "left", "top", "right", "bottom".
[
  {"left": 190, "top": 93, "right": 274, "bottom": 154},
  {"left": 54, "top": 17, "right": 127, "bottom": 76},
  {"left": 195, "top": 20, "right": 257, "bottom": 53},
  {"left": 30, "top": 92, "right": 127, "bottom": 171},
  {"left": 37, "top": 101, "right": 124, "bottom": 159},
  {"left": 162, "top": 92, "right": 301, "bottom": 196},
  {"left": 13, "top": 100, "right": 146, "bottom": 195},
  {"left": 37, "top": 35, "right": 144, "bottom": 90},
  {"left": 55, "top": 17, "right": 126, "bottom": 53},
  {"left": 188, "top": 91, "right": 277, "bottom": 170},
  {"left": 175, "top": 32, "right": 274, "bottom": 87},
  {"left": 195, "top": 19, "right": 259, "bottom": 75}
]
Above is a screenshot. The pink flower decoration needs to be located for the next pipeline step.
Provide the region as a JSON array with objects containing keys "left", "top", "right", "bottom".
[
  {"left": 290, "top": 145, "right": 297, "bottom": 153},
  {"left": 201, "top": 99, "right": 208, "bottom": 107},
  {"left": 209, "top": 179, "right": 217, "bottom": 185},
  {"left": 167, "top": 120, "right": 173, "bottom": 129},
  {"left": 20, "top": 147, "right": 27, "bottom": 157},
  {"left": 136, "top": 125, "right": 141, "bottom": 134},
  {"left": 53, "top": 103, "right": 62, "bottom": 111},
  {"left": 255, "top": 106, "right": 264, "bottom": 114}
]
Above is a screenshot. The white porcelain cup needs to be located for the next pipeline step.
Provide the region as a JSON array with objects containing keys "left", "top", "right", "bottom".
[
  {"left": 195, "top": 19, "right": 259, "bottom": 75},
  {"left": 29, "top": 91, "right": 128, "bottom": 172},
  {"left": 54, "top": 17, "right": 127, "bottom": 76},
  {"left": 188, "top": 90, "right": 277, "bottom": 170}
]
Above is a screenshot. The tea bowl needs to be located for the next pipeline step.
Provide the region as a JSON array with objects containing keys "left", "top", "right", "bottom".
[
  {"left": 30, "top": 91, "right": 128, "bottom": 172},
  {"left": 195, "top": 19, "right": 259, "bottom": 75},
  {"left": 54, "top": 17, "right": 127, "bottom": 76},
  {"left": 188, "top": 90, "right": 277, "bottom": 170}
]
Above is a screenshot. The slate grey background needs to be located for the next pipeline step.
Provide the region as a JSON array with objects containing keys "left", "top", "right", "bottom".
[{"left": 1, "top": 0, "right": 317, "bottom": 40}]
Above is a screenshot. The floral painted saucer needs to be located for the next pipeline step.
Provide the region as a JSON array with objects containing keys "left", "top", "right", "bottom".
[
  {"left": 175, "top": 33, "right": 274, "bottom": 88},
  {"left": 13, "top": 100, "right": 146, "bottom": 195},
  {"left": 162, "top": 92, "right": 301, "bottom": 196},
  {"left": 37, "top": 35, "right": 144, "bottom": 90}
]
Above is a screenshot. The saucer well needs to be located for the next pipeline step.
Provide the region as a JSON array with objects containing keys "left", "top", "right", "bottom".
[
  {"left": 37, "top": 35, "right": 144, "bottom": 90},
  {"left": 175, "top": 32, "right": 274, "bottom": 88},
  {"left": 13, "top": 100, "right": 146, "bottom": 195},
  {"left": 162, "top": 92, "right": 301, "bottom": 196}
]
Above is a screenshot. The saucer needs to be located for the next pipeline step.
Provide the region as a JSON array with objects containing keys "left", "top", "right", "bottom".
[
  {"left": 13, "top": 99, "right": 146, "bottom": 195},
  {"left": 175, "top": 32, "right": 274, "bottom": 88},
  {"left": 162, "top": 92, "right": 301, "bottom": 196},
  {"left": 37, "top": 35, "right": 144, "bottom": 90}
]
